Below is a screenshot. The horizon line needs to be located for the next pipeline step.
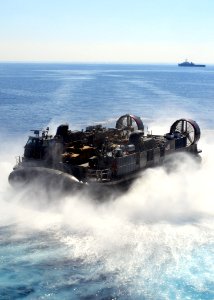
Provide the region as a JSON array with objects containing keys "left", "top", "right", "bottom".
[{"left": 0, "top": 60, "right": 212, "bottom": 65}]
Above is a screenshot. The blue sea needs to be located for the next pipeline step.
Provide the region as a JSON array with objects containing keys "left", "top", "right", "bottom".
[{"left": 0, "top": 63, "right": 213, "bottom": 299}]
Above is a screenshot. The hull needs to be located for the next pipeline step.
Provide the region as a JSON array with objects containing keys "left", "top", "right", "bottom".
[
  {"left": 178, "top": 64, "right": 205, "bottom": 67},
  {"left": 8, "top": 149, "right": 201, "bottom": 198}
]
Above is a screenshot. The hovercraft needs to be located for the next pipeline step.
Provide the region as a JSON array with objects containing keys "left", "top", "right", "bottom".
[{"left": 9, "top": 115, "right": 201, "bottom": 192}]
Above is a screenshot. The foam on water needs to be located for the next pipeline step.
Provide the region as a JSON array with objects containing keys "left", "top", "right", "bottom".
[{"left": 0, "top": 129, "right": 213, "bottom": 299}]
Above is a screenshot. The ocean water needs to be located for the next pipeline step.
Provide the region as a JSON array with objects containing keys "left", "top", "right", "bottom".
[{"left": 0, "top": 63, "right": 213, "bottom": 299}]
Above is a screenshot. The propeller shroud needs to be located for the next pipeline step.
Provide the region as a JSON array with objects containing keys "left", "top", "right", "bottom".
[{"left": 170, "top": 119, "right": 201, "bottom": 146}]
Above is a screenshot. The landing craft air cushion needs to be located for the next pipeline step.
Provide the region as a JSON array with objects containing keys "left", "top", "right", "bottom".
[{"left": 9, "top": 115, "right": 201, "bottom": 193}]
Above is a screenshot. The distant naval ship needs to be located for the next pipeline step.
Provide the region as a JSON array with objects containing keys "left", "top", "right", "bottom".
[{"left": 178, "top": 60, "right": 206, "bottom": 67}]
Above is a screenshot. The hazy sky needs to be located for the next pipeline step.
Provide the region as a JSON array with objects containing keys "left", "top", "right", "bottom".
[{"left": 1, "top": 0, "right": 214, "bottom": 63}]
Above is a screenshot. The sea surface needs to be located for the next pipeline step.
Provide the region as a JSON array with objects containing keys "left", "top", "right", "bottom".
[{"left": 0, "top": 63, "right": 213, "bottom": 299}]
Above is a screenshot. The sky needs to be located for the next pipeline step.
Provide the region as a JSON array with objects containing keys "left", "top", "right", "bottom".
[{"left": 0, "top": 0, "right": 214, "bottom": 63}]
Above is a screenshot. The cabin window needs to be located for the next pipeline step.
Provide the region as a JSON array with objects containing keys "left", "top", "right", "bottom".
[
  {"left": 26, "top": 138, "right": 33, "bottom": 145},
  {"left": 26, "top": 138, "right": 42, "bottom": 145}
]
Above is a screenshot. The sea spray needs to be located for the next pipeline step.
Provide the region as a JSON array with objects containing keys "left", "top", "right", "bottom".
[{"left": 0, "top": 131, "right": 213, "bottom": 299}]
